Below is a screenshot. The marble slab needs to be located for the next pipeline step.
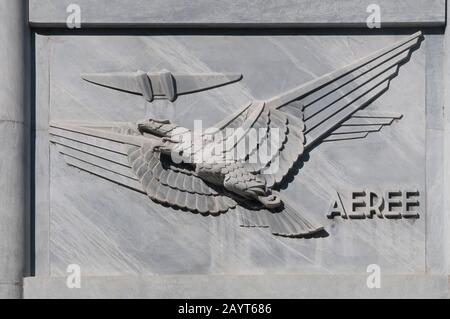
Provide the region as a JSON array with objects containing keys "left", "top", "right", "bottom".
[
  {"left": 33, "top": 32, "right": 429, "bottom": 279},
  {"left": 29, "top": 0, "right": 446, "bottom": 28},
  {"left": 24, "top": 274, "right": 449, "bottom": 299}
]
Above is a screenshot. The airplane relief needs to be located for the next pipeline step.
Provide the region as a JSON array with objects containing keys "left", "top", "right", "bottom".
[{"left": 327, "top": 190, "right": 421, "bottom": 219}]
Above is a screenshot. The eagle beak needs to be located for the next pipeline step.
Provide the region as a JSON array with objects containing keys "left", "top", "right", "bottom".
[
  {"left": 137, "top": 120, "right": 151, "bottom": 133},
  {"left": 153, "top": 137, "right": 180, "bottom": 154}
]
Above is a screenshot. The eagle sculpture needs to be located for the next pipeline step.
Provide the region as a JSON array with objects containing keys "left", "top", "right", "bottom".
[{"left": 49, "top": 32, "right": 422, "bottom": 238}]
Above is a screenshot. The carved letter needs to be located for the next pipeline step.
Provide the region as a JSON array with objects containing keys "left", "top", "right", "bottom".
[
  {"left": 402, "top": 190, "right": 420, "bottom": 218},
  {"left": 384, "top": 190, "right": 402, "bottom": 218},
  {"left": 327, "top": 192, "right": 347, "bottom": 219},
  {"left": 349, "top": 190, "right": 366, "bottom": 219},
  {"left": 366, "top": 191, "right": 384, "bottom": 218}
]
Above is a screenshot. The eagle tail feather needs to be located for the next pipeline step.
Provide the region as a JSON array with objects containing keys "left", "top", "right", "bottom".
[{"left": 238, "top": 201, "right": 324, "bottom": 238}]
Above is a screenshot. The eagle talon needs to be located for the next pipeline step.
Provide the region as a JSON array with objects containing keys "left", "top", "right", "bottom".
[{"left": 258, "top": 193, "right": 282, "bottom": 209}]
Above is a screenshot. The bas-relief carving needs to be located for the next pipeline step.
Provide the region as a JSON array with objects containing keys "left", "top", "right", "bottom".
[
  {"left": 48, "top": 32, "right": 423, "bottom": 239},
  {"left": 82, "top": 71, "right": 243, "bottom": 102}
]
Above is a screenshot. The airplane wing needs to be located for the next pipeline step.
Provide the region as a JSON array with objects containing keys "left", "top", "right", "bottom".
[{"left": 82, "top": 70, "right": 242, "bottom": 102}]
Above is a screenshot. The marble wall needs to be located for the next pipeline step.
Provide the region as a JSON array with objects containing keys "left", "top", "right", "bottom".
[
  {"left": 0, "top": 0, "right": 29, "bottom": 299},
  {"left": 0, "top": 0, "right": 447, "bottom": 298}
]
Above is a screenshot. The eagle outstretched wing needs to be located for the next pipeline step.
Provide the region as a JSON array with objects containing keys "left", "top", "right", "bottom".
[
  {"left": 126, "top": 144, "right": 236, "bottom": 215},
  {"left": 209, "top": 31, "right": 422, "bottom": 188},
  {"left": 202, "top": 32, "right": 422, "bottom": 236},
  {"left": 49, "top": 121, "right": 236, "bottom": 215},
  {"left": 205, "top": 101, "right": 306, "bottom": 187}
]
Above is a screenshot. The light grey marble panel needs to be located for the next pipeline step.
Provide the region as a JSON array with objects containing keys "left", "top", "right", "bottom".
[
  {"left": 0, "top": 121, "right": 30, "bottom": 295},
  {"left": 0, "top": 0, "right": 30, "bottom": 298},
  {"left": 425, "top": 34, "right": 445, "bottom": 131},
  {"left": 444, "top": 1, "right": 450, "bottom": 277},
  {"left": 34, "top": 34, "right": 51, "bottom": 276},
  {"left": 424, "top": 34, "right": 447, "bottom": 274},
  {"left": 0, "top": 1, "right": 29, "bottom": 124},
  {"left": 29, "top": 0, "right": 446, "bottom": 28},
  {"left": 35, "top": 33, "right": 427, "bottom": 277},
  {"left": 0, "top": 284, "right": 22, "bottom": 299},
  {"left": 34, "top": 130, "right": 50, "bottom": 276},
  {"left": 426, "top": 129, "right": 446, "bottom": 273},
  {"left": 24, "top": 274, "right": 449, "bottom": 299}
]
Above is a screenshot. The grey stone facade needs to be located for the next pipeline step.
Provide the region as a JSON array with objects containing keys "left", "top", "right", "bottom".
[{"left": 0, "top": 0, "right": 449, "bottom": 298}]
